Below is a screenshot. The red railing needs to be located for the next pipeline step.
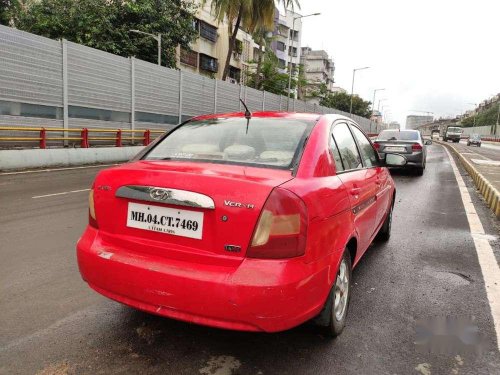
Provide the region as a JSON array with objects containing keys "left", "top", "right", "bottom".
[{"left": 0, "top": 126, "right": 165, "bottom": 149}]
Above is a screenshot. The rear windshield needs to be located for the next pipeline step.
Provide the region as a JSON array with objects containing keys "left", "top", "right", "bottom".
[
  {"left": 377, "top": 130, "right": 419, "bottom": 141},
  {"left": 447, "top": 127, "right": 462, "bottom": 133},
  {"left": 144, "top": 117, "right": 315, "bottom": 169}
]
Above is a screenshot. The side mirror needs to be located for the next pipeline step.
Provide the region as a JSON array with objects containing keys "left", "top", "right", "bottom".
[
  {"left": 425, "top": 140, "right": 432, "bottom": 145},
  {"left": 385, "top": 153, "right": 407, "bottom": 167}
]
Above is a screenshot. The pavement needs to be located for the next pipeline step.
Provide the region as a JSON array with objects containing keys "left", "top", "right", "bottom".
[
  {"left": 442, "top": 139, "right": 500, "bottom": 217},
  {"left": 1, "top": 144, "right": 500, "bottom": 374}
]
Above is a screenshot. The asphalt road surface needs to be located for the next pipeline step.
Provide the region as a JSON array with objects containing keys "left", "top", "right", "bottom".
[
  {"left": 453, "top": 139, "right": 500, "bottom": 161},
  {"left": 1, "top": 145, "right": 500, "bottom": 375}
]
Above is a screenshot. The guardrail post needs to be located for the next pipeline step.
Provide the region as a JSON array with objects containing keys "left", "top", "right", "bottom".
[
  {"left": 116, "top": 129, "right": 122, "bottom": 147},
  {"left": 80, "top": 128, "right": 89, "bottom": 148},
  {"left": 143, "top": 130, "right": 151, "bottom": 146},
  {"left": 40, "top": 128, "right": 47, "bottom": 149}
]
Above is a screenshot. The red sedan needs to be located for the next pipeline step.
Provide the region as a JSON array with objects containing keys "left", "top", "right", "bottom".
[{"left": 77, "top": 112, "right": 406, "bottom": 336}]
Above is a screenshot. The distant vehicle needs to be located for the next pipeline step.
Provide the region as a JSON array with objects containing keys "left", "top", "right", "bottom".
[
  {"left": 374, "top": 129, "right": 432, "bottom": 175},
  {"left": 443, "top": 126, "right": 462, "bottom": 143},
  {"left": 77, "top": 112, "right": 407, "bottom": 337},
  {"left": 431, "top": 130, "right": 440, "bottom": 140},
  {"left": 467, "top": 134, "right": 482, "bottom": 147}
]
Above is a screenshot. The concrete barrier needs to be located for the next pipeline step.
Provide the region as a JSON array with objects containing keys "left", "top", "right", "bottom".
[
  {"left": 0, "top": 146, "right": 144, "bottom": 171},
  {"left": 438, "top": 141, "right": 500, "bottom": 218}
]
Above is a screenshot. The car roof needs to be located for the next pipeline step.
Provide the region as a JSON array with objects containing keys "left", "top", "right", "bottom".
[{"left": 191, "top": 111, "right": 334, "bottom": 122}]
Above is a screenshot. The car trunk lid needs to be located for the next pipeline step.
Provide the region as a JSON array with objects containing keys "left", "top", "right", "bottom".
[{"left": 92, "top": 161, "right": 293, "bottom": 263}]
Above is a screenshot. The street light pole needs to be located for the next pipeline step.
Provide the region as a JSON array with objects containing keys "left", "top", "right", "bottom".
[
  {"left": 378, "top": 98, "right": 387, "bottom": 111},
  {"left": 130, "top": 30, "right": 162, "bottom": 66},
  {"left": 370, "top": 88, "right": 385, "bottom": 133},
  {"left": 286, "top": 12, "right": 320, "bottom": 110},
  {"left": 349, "top": 66, "right": 370, "bottom": 116}
]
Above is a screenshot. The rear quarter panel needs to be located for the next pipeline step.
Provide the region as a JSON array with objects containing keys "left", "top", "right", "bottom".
[{"left": 283, "top": 115, "right": 354, "bottom": 265}]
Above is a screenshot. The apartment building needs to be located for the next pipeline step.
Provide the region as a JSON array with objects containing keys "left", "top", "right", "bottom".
[
  {"left": 300, "top": 47, "right": 335, "bottom": 96},
  {"left": 263, "top": 7, "right": 303, "bottom": 96},
  {"left": 176, "top": 0, "right": 258, "bottom": 84}
]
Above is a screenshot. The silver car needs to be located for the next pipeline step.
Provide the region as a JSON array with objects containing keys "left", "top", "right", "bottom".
[
  {"left": 374, "top": 130, "right": 432, "bottom": 175},
  {"left": 467, "top": 134, "right": 482, "bottom": 147}
]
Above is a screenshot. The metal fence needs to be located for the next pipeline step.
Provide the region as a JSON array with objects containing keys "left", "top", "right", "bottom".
[{"left": 0, "top": 25, "right": 373, "bottom": 148}]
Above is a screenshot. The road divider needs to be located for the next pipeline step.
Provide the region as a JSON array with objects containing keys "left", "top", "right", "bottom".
[
  {"left": 0, "top": 146, "right": 144, "bottom": 171},
  {"left": 438, "top": 140, "right": 500, "bottom": 219}
]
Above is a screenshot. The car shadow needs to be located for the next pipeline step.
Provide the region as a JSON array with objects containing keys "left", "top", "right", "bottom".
[
  {"left": 92, "top": 253, "right": 381, "bottom": 372},
  {"left": 388, "top": 168, "right": 424, "bottom": 178}
]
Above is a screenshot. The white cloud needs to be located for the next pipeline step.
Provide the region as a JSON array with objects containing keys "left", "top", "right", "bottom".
[{"left": 298, "top": 0, "right": 500, "bottom": 126}]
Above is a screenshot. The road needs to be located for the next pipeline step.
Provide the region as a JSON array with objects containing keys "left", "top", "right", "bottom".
[
  {"left": 451, "top": 139, "right": 500, "bottom": 161},
  {"left": 1, "top": 145, "right": 500, "bottom": 375}
]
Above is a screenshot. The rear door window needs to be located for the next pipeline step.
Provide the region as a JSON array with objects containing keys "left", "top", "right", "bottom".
[
  {"left": 332, "top": 123, "right": 362, "bottom": 171},
  {"left": 349, "top": 125, "right": 378, "bottom": 168}
]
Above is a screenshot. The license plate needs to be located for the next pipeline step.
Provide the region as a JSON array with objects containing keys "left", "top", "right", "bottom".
[
  {"left": 127, "top": 202, "right": 203, "bottom": 239},
  {"left": 384, "top": 146, "right": 405, "bottom": 152}
]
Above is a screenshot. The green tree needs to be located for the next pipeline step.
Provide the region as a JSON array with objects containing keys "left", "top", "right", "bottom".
[
  {"left": 320, "top": 91, "right": 372, "bottom": 118},
  {"left": 11, "top": 0, "right": 197, "bottom": 68},
  {"left": 460, "top": 104, "right": 500, "bottom": 127},
  {"left": 207, "top": 0, "right": 299, "bottom": 81},
  {"left": 248, "top": 49, "right": 295, "bottom": 96},
  {"left": 0, "top": 0, "right": 20, "bottom": 25}
]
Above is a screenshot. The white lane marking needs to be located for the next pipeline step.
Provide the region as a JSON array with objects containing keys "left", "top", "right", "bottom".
[
  {"left": 471, "top": 159, "right": 500, "bottom": 166},
  {"left": 443, "top": 146, "right": 500, "bottom": 351},
  {"left": 32, "top": 189, "right": 90, "bottom": 199},
  {"left": 0, "top": 163, "right": 118, "bottom": 176}
]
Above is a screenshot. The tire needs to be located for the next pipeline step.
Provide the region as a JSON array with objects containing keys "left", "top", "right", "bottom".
[
  {"left": 378, "top": 200, "right": 393, "bottom": 241},
  {"left": 415, "top": 167, "right": 424, "bottom": 176},
  {"left": 319, "top": 250, "right": 352, "bottom": 338}
]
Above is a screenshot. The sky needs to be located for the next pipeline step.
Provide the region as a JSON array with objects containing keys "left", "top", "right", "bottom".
[{"left": 297, "top": 0, "right": 500, "bottom": 127}]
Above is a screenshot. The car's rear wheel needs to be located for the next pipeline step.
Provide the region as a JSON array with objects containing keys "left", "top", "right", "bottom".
[
  {"left": 378, "top": 201, "right": 393, "bottom": 241},
  {"left": 324, "top": 251, "right": 352, "bottom": 337}
]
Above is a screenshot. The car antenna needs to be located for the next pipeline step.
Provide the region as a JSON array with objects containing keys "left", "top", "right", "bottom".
[{"left": 239, "top": 98, "right": 252, "bottom": 134}]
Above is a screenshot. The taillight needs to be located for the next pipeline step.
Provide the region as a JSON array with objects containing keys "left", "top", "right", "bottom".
[
  {"left": 89, "top": 189, "right": 98, "bottom": 228},
  {"left": 247, "top": 187, "right": 308, "bottom": 259},
  {"left": 373, "top": 142, "right": 380, "bottom": 150},
  {"left": 412, "top": 143, "right": 423, "bottom": 151}
]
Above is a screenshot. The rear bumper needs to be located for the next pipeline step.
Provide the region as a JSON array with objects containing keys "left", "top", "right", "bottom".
[{"left": 77, "top": 227, "right": 334, "bottom": 332}]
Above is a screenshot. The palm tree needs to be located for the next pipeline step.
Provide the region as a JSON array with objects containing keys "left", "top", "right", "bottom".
[{"left": 206, "top": 0, "right": 299, "bottom": 81}]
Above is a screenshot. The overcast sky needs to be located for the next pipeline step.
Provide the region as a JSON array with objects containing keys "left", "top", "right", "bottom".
[{"left": 297, "top": 0, "right": 500, "bottom": 127}]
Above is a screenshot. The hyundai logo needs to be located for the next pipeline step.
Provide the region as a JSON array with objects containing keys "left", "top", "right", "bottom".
[{"left": 149, "top": 188, "right": 172, "bottom": 201}]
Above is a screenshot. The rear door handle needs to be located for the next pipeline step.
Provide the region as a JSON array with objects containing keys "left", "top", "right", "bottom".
[{"left": 350, "top": 188, "right": 361, "bottom": 196}]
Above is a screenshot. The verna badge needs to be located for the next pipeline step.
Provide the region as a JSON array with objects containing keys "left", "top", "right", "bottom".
[
  {"left": 224, "top": 200, "right": 254, "bottom": 209},
  {"left": 149, "top": 188, "right": 172, "bottom": 201}
]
